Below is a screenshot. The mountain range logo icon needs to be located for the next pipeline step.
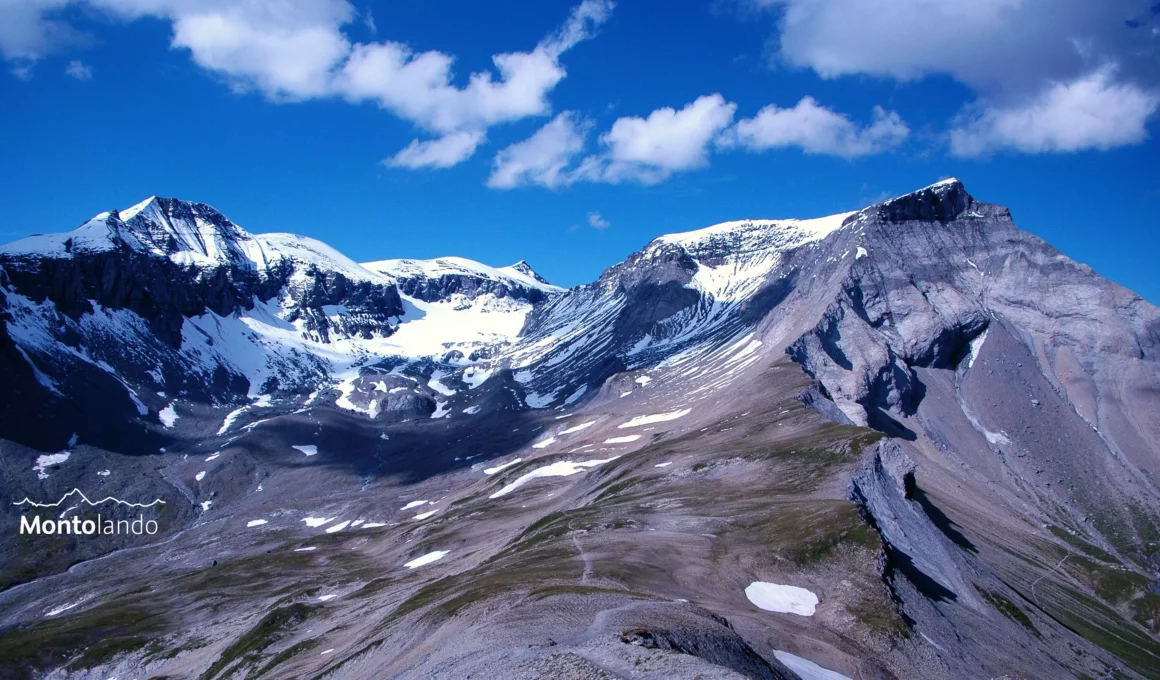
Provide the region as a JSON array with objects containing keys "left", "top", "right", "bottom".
[{"left": 12, "top": 488, "right": 165, "bottom": 509}]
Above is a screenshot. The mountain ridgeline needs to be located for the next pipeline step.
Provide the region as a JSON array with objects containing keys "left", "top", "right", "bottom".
[{"left": 1, "top": 180, "right": 1159, "bottom": 680}]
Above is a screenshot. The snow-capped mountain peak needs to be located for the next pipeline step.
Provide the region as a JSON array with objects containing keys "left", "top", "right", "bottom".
[
  {"left": 0, "top": 196, "right": 259, "bottom": 270},
  {"left": 114, "top": 196, "right": 259, "bottom": 269},
  {"left": 500, "top": 260, "right": 557, "bottom": 288},
  {"left": 362, "top": 256, "right": 564, "bottom": 296},
  {"left": 654, "top": 211, "right": 856, "bottom": 261}
]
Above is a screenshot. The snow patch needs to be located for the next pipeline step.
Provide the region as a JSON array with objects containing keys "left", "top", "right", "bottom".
[
  {"left": 484, "top": 458, "right": 522, "bottom": 475},
  {"left": 773, "top": 651, "right": 851, "bottom": 680},
  {"left": 559, "top": 420, "right": 596, "bottom": 435},
  {"left": 404, "top": 550, "right": 450, "bottom": 569},
  {"left": 618, "top": 409, "right": 691, "bottom": 428},
  {"left": 302, "top": 517, "right": 335, "bottom": 528},
  {"left": 33, "top": 452, "right": 70, "bottom": 480},
  {"left": 604, "top": 435, "right": 641, "bottom": 444},
  {"left": 967, "top": 328, "right": 989, "bottom": 369},
  {"left": 744, "top": 582, "right": 817, "bottom": 616},
  {"left": 158, "top": 403, "right": 178, "bottom": 428},
  {"left": 525, "top": 391, "right": 557, "bottom": 409},
  {"left": 246, "top": 519, "right": 268, "bottom": 527},
  {"left": 45, "top": 598, "right": 88, "bottom": 617},
  {"left": 292, "top": 445, "right": 318, "bottom": 456},
  {"left": 428, "top": 370, "right": 457, "bottom": 396},
  {"left": 490, "top": 457, "right": 618, "bottom": 499}
]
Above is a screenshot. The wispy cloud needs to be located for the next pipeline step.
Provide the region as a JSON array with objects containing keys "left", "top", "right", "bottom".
[
  {"left": 488, "top": 112, "right": 590, "bottom": 189},
  {"left": 64, "top": 59, "right": 92, "bottom": 80},
  {"left": 588, "top": 212, "right": 611, "bottom": 229}
]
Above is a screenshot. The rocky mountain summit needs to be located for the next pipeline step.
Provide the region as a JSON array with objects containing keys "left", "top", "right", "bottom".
[{"left": 0, "top": 180, "right": 1158, "bottom": 679}]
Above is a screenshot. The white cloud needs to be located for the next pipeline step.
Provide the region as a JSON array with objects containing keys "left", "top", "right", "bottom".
[
  {"left": 588, "top": 212, "right": 610, "bottom": 229},
  {"left": 338, "top": 0, "right": 611, "bottom": 139},
  {"left": 723, "top": 97, "right": 908, "bottom": 157},
  {"left": 166, "top": 2, "right": 353, "bottom": 99},
  {"left": 387, "top": 131, "right": 486, "bottom": 169},
  {"left": 753, "top": 0, "right": 1156, "bottom": 92},
  {"left": 583, "top": 94, "right": 737, "bottom": 183},
  {"left": 64, "top": 59, "right": 92, "bottom": 80},
  {"left": 336, "top": 42, "right": 564, "bottom": 134},
  {"left": 488, "top": 96, "right": 738, "bottom": 188},
  {"left": 1, "top": 0, "right": 614, "bottom": 167},
  {"left": 750, "top": 0, "right": 1160, "bottom": 155},
  {"left": 490, "top": 93, "right": 906, "bottom": 190},
  {"left": 950, "top": 68, "right": 1160, "bottom": 156},
  {"left": 488, "top": 112, "right": 589, "bottom": 189}
]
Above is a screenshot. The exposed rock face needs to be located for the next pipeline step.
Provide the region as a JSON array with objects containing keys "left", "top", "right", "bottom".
[
  {"left": 390, "top": 265, "right": 554, "bottom": 305},
  {"left": 1, "top": 198, "right": 405, "bottom": 348},
  {"left": 0, "top": 198, "right": 407, "bottom": 414},
  {"left": 284, "top": 270, "right": 404, "bottom": 343},
  {"left": 849, "top": 439, "right": 980, "bottom": 608}
]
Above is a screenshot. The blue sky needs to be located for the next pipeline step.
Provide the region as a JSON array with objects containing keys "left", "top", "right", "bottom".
[{"left": 1, "top": 0, "right": 1158, "bottom": 302}]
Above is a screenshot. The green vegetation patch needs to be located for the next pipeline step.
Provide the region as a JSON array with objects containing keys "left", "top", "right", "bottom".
[
  {"left": 1047, "top": 525, "right": 1115, "bottom": 563},
  {"left": 198, "top": 603, "right": 318, "bottom": 680},
  {"left": 0, "top": 602, "right": 166, "bottom": 675},
  {"left": 977, "top": 587, "right": 1039, "bottom": 636}
]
